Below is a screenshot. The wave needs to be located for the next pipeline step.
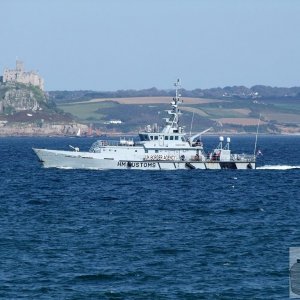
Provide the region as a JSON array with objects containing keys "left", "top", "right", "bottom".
[
  {"left": 257, "top": 165, "right": 300, "bottom": 170},
  {"left": 74, "top": 273, "right": 118, "bottom": 282}
]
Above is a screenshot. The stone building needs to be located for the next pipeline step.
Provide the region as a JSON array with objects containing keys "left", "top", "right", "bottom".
[{"left": 3, "top": 60, "right": 44, "bottom": 90}]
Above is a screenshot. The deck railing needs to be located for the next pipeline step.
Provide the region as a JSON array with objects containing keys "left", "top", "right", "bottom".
[
  {"left": 231, "top": 154, "right": 256, "bottom": 162},
  {"left": 89, "top": 139, "right": 136, "bottom": 152},
  {"left": 190, "top": 154, "right": 255, "bottom": 162}
]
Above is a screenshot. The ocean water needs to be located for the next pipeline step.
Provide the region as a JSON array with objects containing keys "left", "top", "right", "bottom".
[{"left": 0, "top": 135, "right": 299, "bottom": 299}]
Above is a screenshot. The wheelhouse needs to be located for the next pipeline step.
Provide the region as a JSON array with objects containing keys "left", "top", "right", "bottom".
[{"left": 139, "top": 133, "right": 186, "bottom": 142}]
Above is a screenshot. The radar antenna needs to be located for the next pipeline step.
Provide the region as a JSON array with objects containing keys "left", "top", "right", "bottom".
[{"left": 166, "top": 79, "right": 182, "bottom": 132}]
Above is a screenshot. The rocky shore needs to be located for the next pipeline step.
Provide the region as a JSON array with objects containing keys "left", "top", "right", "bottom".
[{"left": 0, "top": 122, "right": 88, "bottom": 137}]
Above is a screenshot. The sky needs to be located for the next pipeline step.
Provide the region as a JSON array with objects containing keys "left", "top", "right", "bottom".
[{"left": 1, "top": 0, "right": 300, "bottom": 91}]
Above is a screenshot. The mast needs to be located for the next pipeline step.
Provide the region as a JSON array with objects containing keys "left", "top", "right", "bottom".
[
  {"left": 165, "top": 79, "right": 182, "bottom": 133},
  {"left": 253, "top": 114, "right": 260, "bottom": 158}
]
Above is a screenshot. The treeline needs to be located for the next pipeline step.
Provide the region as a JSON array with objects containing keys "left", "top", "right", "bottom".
[
  {"left": 48, "top": 87, "right": 174, "bottom": 103},
  {"left": 49, "top": 85, "right": 300, "bottom": 103}
]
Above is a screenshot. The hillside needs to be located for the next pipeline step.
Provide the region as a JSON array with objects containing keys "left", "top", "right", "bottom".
[
  {"left": 57, "top": 96, "right": 300, "bottom": 135},
  {"left": 0, "top": 82, "right": 87, "bottom": 136}
]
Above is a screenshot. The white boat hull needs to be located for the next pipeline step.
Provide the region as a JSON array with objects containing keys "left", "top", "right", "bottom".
[{"left": 33, "top": 149, "right": 256, "bottom": 170}]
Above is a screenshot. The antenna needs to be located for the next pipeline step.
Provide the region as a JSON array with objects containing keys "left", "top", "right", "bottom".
[
  {"left": 168, "top": 78, "right": 182, "bottom": 132},
  {"left": 253, "top": 114, "right": 261, "bottom": 158},
  {"left": 189, "top": 112, "right": 195, "bottom": 137}
]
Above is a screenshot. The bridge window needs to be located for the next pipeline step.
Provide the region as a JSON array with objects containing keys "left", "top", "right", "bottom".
[
  {"left": 154, "top": 136, "right": 158, "bottom": 140},
  {"left": 164, "top": 136, "right": 169, "bottom": 140},
  {"left": 139, "top": 134, "right": 150, "bottom": 141},
  {"left": 175, "top": 136, "right": 179, "bottom": 140},
  {"left": 170, "top": 136, "right": 174, "bottom": 140},
  {"left": 150, "top": 136, "right": 153, "bottom": 140}
]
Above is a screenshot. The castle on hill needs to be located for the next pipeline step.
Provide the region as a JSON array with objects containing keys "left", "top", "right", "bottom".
[{"left": 2, "top": 60, "right": 44, "bottom": 90}]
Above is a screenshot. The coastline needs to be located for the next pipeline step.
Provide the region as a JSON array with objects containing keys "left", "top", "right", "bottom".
[
  {"left": 0, "top": 122, "right": 89, "bottom": 137},
  {"left": 1, "top": 131, "right": 299, "bottom": 138}
]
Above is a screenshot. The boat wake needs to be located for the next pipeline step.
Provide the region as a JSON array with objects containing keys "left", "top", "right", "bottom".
[{"left": 257, "top": 165, "right": 300, "bottom": 170}]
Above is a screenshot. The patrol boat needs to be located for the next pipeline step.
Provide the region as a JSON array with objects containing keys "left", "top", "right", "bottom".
[{"left": 33, "top": 80, "right": 256, "bottom": 170}]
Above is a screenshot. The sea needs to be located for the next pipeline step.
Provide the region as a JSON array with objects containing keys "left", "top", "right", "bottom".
[{"left": 0, "top": 135, "right": 299, "bottom": 299}]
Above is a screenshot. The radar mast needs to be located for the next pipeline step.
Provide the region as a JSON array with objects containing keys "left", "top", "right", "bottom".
[{"left": 165, "top": 79, "right": 183, "bottom": 133}]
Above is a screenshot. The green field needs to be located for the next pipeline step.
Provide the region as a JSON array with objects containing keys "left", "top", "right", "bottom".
[
  {"left": 201, "top": 107, "right": 248, "bottom": 118},
  {"left": 57, "top": 97, "right": 300, "bottom": 133},
  {"left": 58, "top": 101, "right": 116, "bottom": 122},
  {"left": 271, "top": 102, "right": 300, "bottom": 112}
]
